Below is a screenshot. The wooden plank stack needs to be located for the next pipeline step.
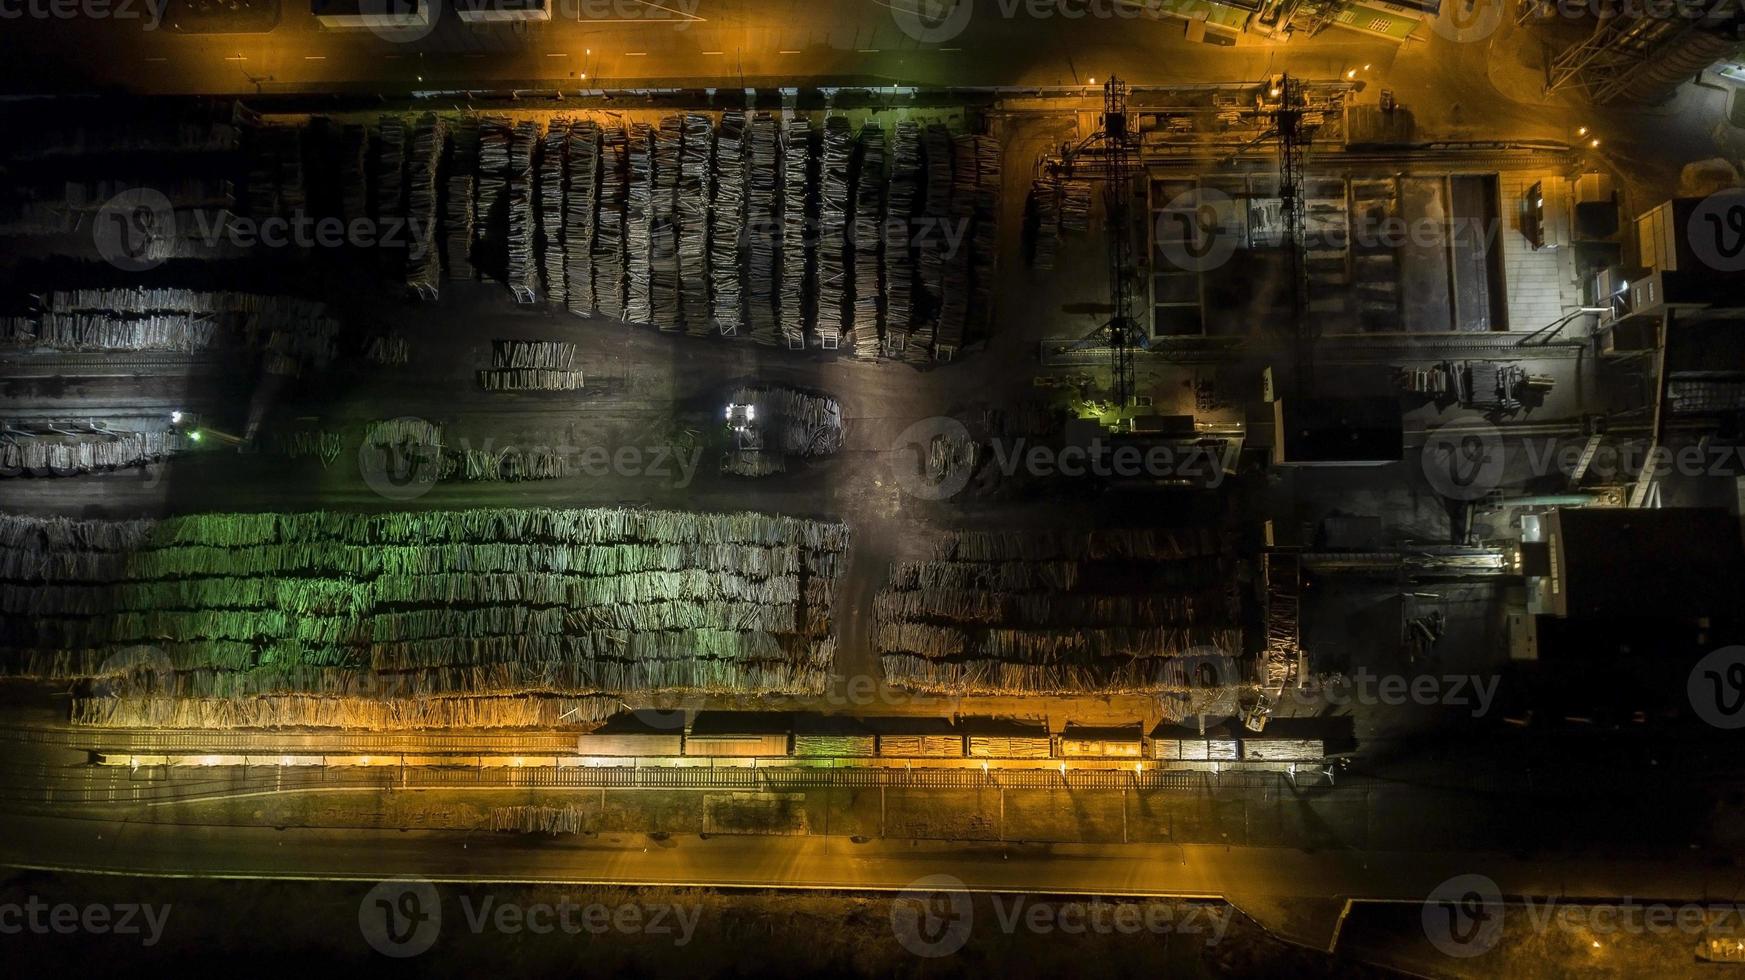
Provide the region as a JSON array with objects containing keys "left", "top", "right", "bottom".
[
  {"left": 884, "top": 121, "right": 923, "bottom": 357},
  {"left": 780, "top": 117, "right": 814, "bottom": 350},
  {"left": 443, "top": 118, "right": 477, "bottom": 279},
  {"left": 625, "top": 123, "right": 654, "bottom": 324},
  {"left": 746, "top": 114, "right": 781, "bottom": 346},
  {"left": 475, "top": 116, "right": 511, "bottom": 280},
  {"left": 506, "top": 120, "right": 539, "bottom": 301},
  {"left": 650, "top": 116, "right": 684, "bottom": 332},
  {"left": 710, "top": 111, "right": 747, "bottom": 337},
  {"left": 851, "top": 122, "right": 886, "bottom": 359},
  {"left": 538, "top": 120, "right": 570, "bottom": 306},
  {"left": 0, "top": 508, "right": 850, "bottom": 728},
  {"left": 678, "top": 113, "right": 714, "bottom": 336},
  {"left": 406, "top": 115, "right": 444, "bottom": 298},
  {"left": 593, "top": 126, "right": 629, "bottom": 320},
  {"left": 815, "top": 116, "right": 854, "bottom": 350},
  {"left": 564, "top": 121, "right": 600, "bottom": 316}
]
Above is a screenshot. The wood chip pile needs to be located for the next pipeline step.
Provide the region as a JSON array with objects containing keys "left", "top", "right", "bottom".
[
  {"left": 877, "top": 529, "right": 1242, "bottom": 696},
  {"left": 0, "top": 508, "right": 850, "bottom": 728}
]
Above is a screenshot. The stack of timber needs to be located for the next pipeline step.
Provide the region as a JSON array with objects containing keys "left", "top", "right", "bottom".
[
  {"left": 506, "top": 120, "right": 539, "bottom": 301},
  {"left": 710, "top": 111, "right": 747, "bottom": 337},
  {"left": 624, "top": 123, "right": 655, "bottom": 324},
  {"left": 649, "top": 117, "right": 684, "bottom": 332},
  {"left": 405, "top": 115, "right": 444, "bottom": 298},
  {"left": 0, "top": 508, "right": 850, "bottom": 728},
  {"left": 444, "top": 118, "right": 477, "bottom": 279},
  {"left": 1, "top": 430, "right": 182, "bottom": 477},
  {"left": 884, "top": 121, "right": 923, "bottom": 356},
  {"left": 538, "top": 120, "right": 570, "bottom": 306},
  {"left": 563, "top": 121, "right": 600, "bottom": 315},
  {"left": 779, "top": 117, "right": 813, "bottom": 349},
  {"left": 678, "top": 114, "right": 714, "bottom": 335},
  {"left": 814, "top": 116, "right": 853, "bottom": 349},
  {"left": 745, "top": 115, "right": 781, "bottom": 346},
  {"left": 593, "top": 127, "right": 628, "bottom": 319},
  {"left": 850, "top": 122, "right": 886, "bottom": 358},
  {"left": 477, "top": 339, "right": 584, "bottom": 390},
  {"left": 876, "top": 528, "right": 1242, "bottom": 697}
]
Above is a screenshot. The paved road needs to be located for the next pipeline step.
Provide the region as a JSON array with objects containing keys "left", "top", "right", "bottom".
[
  {"left": 6, "top": 809, "right": 1744, "bottom": 950},
  {"left": 2, "top": 0, "right": 1406, "bottom": 96}
]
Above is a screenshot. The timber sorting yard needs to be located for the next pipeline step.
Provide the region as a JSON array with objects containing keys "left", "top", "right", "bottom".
[{"left": 5, "top": 6, "right": 1745, "bottom": 974}]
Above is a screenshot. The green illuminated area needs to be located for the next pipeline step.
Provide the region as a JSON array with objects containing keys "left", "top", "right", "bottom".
[{"left": 0, "top": 509, "right": 847, "bottom": 728}]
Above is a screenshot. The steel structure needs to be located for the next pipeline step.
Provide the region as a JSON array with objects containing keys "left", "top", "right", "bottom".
[
  {"left": 1543, "top": 3, "right": 1740, "bottom": 103},
  {"left": 1055, "top": 77, "right": 1149, "bottom": 408}
]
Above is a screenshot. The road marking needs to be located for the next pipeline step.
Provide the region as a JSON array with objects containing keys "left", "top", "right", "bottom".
[
  {"left": 546, "top": 52, "right": 567, "bottom": 57},
  {"left": 304, "top": 56, "right": 326, "bottom": 61},
  {"left": 858, "top": 49, "right": 879, "bottom": 53},
  {"left": 700, "top": 50, "right": 724, "bottom": 55},
  {"left": 224, "top": 56, "right": 246, "bottom": 61},
  {"left": 779, "top": 49, "right": 800, "bottom": 54},
  {"left": 625, "top": 51, "right": 647, "bottom": 56}
]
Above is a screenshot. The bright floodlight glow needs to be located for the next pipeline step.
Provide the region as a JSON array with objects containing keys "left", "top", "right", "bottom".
[
  {"left": 188, "top": 431, "right": 203, "bottom": 443},
  {"left": 170, "top": 410, "right": 183, "bottom": 423}
]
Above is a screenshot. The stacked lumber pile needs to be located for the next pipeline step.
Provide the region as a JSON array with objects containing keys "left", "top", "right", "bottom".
[
  {"left": 933, "top": 134, "right": 978, "bottom": 357},
  {"left": 563, "top": 121, "right": 600, "bottom": 315},
  {"left": 1029, "top": 178, "right": 1063, "bottom": 270},
  {"left": 876, "top": 528, "right": 1242, "bottom": 696},
  {"left": 710, "top": 111, "right": 747, "bottom": 337},
  {"left": 910, "top": 123, "right": 954, "bottom": 363},
  {"left": 5, "top": 291, "right": 340, "bottom": 369},
  {"left": 0, "top": 508, "right": 850, "bottom": 728},
  {"left": 405, "top": 115, "right": 444, "bottom": 297},
  {"left": 625, "top": 123, "right": 655, "bottom": 324},
  {"left": 0, "top": 431, "right": 182, "bottom": 477},
  {"left": 745, "top": 114, "right": 781, "bottom": 346},
  {"left": 593, "top": 127, "right": 629, "bottom": 319},
  {"left": 538, "top": 120, "right": 570, "bottom": 306},
  {"left": 728, "top": 386, "right": 844, "bottom": 457},
  {"left": 452, "top": 447, "right": 571, "bottom": 482},
  {"left": 493, "top": 804, "right": 590, "bottom": 834},
  {"left": 650, "top": 116, "right": 684, "bottom": 332},
  {"left": 477, "top": 339, "right": 584, "bottom": 391},
  {"left": 815, "top": 116, "right": 854, "bottom": 349},
  {"left": 475, "top": 116, "right": 512, "bottom": 280},
  {"left": 374, "top": 115, "right": 407, "bottom": 230},
  {"left": 678, "top": 114, "right": 714, "bottom": 335},
  {"left": 884, "top": 121, "right": 923, "bottom": 356},
  {"left": 443, "top": 118, "right": 477, "bottom": 279},
  {"left": 779, "top": 117, "right": 813, "bottom": 349},
  {"left": 851, "top": 122, "right": 886, "bottom": 358},
  {"left": 966, "top": 134, "right": 1001, "bottom": 343},
  {"left": 506, "top": 121, "right": 539, "bottom": 301}
]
